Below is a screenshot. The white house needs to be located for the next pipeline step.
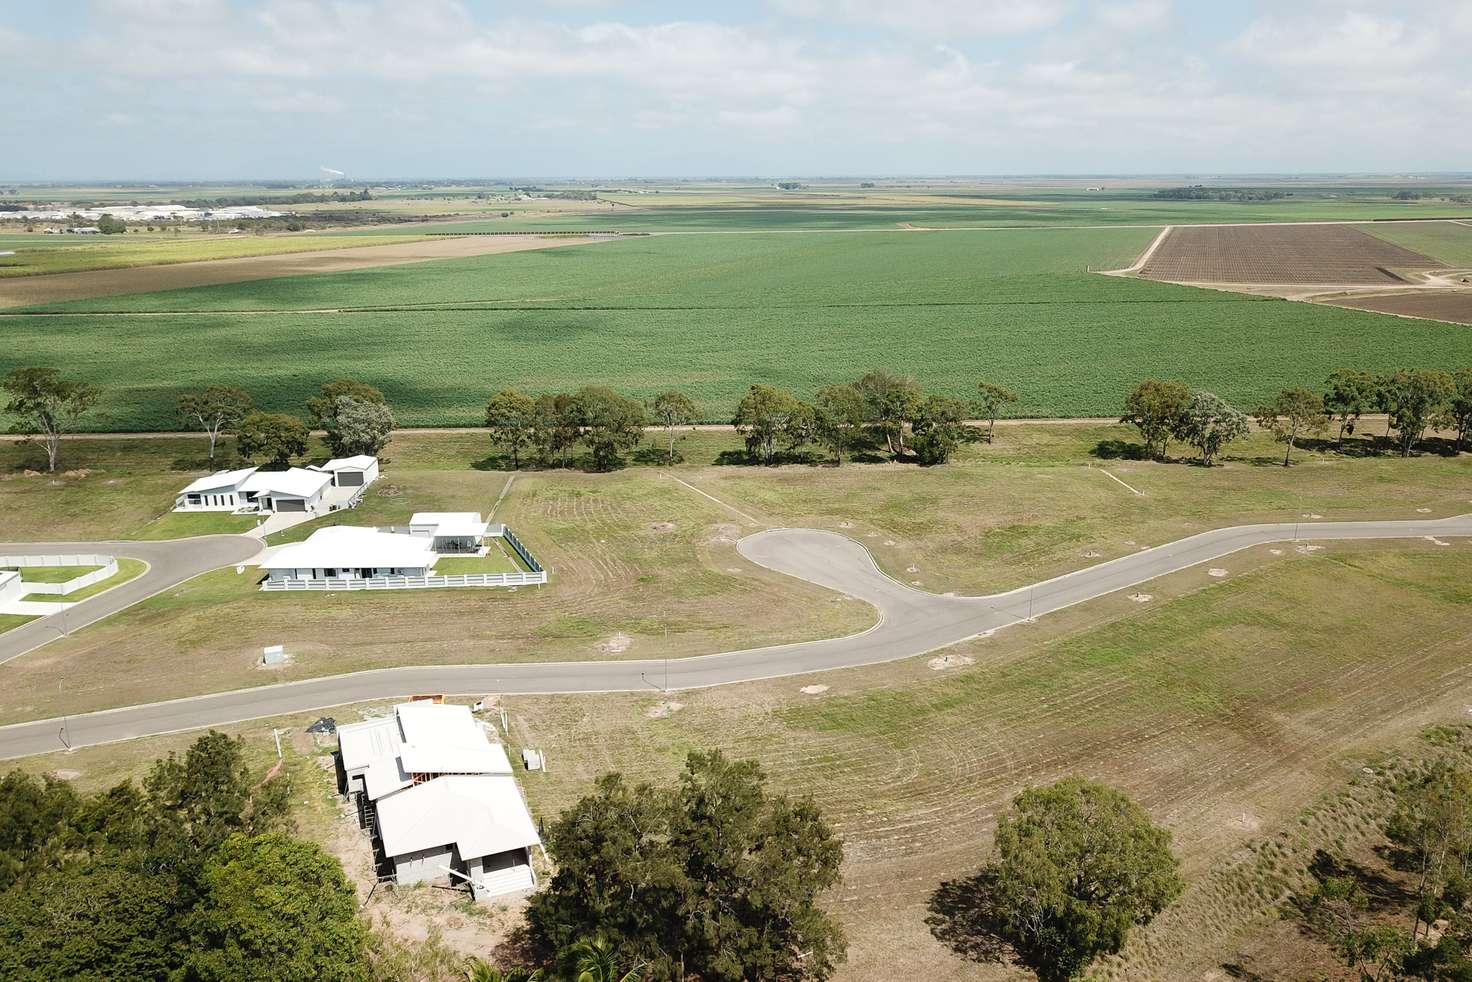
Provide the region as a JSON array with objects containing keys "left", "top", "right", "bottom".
[
  {"left": 337, "top": 702, "right": 541, "bottom": 899},
  {"left": 174, "top": 466, "right": 259, "bottom": 512},
  {"left": 261, "top": 526, "right": 438, "bottom": 581},
  {"left": 239, "top": 467, "right": 332, "bottom": 514},
  {"left": 313, "top": 454, "right": 379, "bottom": 489},
  {"left": 409, "top": 512, "right": 491, "bottom": 554}
]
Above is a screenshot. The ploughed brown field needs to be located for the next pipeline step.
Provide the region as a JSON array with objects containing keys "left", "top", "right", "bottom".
[
  {"left": 1328, "top": 289, "right": 1472, "bottom": 325},
  {"left": 0, "top": 234, "right": 602, "bottom": 308},
  {"left": 1138, "top": 223, "right": 1441, "bottom": 285}
]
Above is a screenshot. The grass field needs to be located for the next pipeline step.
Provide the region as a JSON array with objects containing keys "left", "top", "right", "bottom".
[
  {"left": 8, "top": 227, "right": 1472, "bottom": 429},
  {"left": 127, "top": 510, "right": 259, "bottom": 539},
  {"left": 1363, "top": 219, "right": 1472, "bottom": 266},
  {"left": 0, "top": 232, "right": 429, "bottom": 277},
  {"left": 2, "top": 564, "right": 102, "bottom": 583},
  {"left": 0, "top": 422, "right": 1467, "bottom": 725},
  {"left": 18, "top": 558, "right": 145, "bottom": 602},
  {"left": 340, "top": 186, "right": 1472, "bottom": 232},
  {"left": 435, "top": 551, "right": 522, "bottom": 574},
  {"left": 0, "top": 614, "right": 37, "bottom": 635},
  {"left": 15, "top": 538, "right": 1472, "bottom": 980}
]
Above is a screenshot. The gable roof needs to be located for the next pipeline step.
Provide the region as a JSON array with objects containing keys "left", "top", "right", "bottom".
[
  {"left": 263, "top": 526, "right": 437, "bottom": 572},
  {"left": 375, "top": 774, "right": 540, "bottom": 860},
  {"left": 318, "top": 454, "right": 377, "bottom": 471},
  {"left": 240, "top": 467, "right": 332, "bottom": 499},
  {"left": 179, "top": 466, "right": 257, "bottom": 496}
]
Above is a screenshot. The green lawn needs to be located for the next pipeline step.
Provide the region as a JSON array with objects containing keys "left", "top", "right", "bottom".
[
  {"left": 0, "top": 614, "right": 37, "bottom": 635},
  {"left": 127, "top": 511, "right": 259, "bottom": 540},
  {"left": 8, "top": 227, "right": 1472, "bottom": 430},
  {"left": 434, "top": 550, "right": 521, "bottom": 575},
  {"left": 20, "top": 558, "right": 146, "bottom": 602},
  {"left": 2, "top": 565, "right": 101, "bottom": 583}
]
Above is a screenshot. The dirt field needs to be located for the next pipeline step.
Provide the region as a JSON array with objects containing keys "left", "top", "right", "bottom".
[
  {"left": 1326, "top": 288, "right": 1472, "bottom": 325},
  {"left": 0, "top": 234, "right": 604, "bottom": 308},
  {"left": 1138, "top": 223, "right": 1442, "bottom": 285}
]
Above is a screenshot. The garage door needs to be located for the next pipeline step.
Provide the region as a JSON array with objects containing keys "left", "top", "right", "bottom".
[
  {"left": 276, "top": 498, "right": 307, "bottom": 512},
  {"left": 337, "top": 472, "right": 364, "bottom": 486}
]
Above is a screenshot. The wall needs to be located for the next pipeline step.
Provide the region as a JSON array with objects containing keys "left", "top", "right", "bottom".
[{"left": 392, "top": 845, "right": 456, "bottom": 886}]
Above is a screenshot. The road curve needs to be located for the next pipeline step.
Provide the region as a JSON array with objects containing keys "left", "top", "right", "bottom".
[
  {"left": 1, "top": 516, "right": 1468, "bottom": 759},
  {"left": 0, "top": 536, "right": 262, "bottom": 664}
]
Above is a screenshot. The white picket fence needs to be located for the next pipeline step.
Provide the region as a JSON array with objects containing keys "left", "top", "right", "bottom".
[
  {"left": 0, "top": 554, "right": 119, "bottom": 595},
  {"left": 261, "top": 570, "right": 547, "bottom": 592}
]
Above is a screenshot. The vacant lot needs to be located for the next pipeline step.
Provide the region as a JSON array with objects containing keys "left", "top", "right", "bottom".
[
  {"left": 7, "top": 228, "right": 1472, "bottom": 428},
  {"left": 1138, "top": 223, "right": 1443, "bottom": 285},
  {"left": 0, "top": 233, "right": 601, "bottom": 307},
  {"left": 15, "top": 538, "right": 1472, "bottom": 981},
  {"left": 1, "top": 422, "right": 1467, "bottom": 725}
]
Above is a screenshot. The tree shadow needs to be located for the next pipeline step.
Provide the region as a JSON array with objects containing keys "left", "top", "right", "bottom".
[
  {"left": 630, "top": 445, "right": 680, "bottom": 466},
  {"left": 1090, "top": 439, "right": 1146, "bottom": 461},
  {"left": 1219, "top": 961, "right": 1272, "bottom": 981},
  {"left": 925, "top": 869, "right": 1011, "bottom": 965}
]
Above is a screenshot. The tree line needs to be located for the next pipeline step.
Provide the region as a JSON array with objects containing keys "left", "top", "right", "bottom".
[
  {"left": 486, "top": 373, "right": 1019, "bottom": 471},
  {"left": 0, "top": 369, "right": 397, "bottom": 472},
  {"left": 7, "top": 364, "right": 1469, "bottom": 476},
  {"left": 1122, "top": 367, "right": 1472, "bottom": 467}
]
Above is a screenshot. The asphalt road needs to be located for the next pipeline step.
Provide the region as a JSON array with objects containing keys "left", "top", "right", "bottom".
[
  {"left": 0, "top": 536, "right": 262, "bottom": 664},
  {"left": 1, "top": 516, "right": 1468, "bottom": 759}
]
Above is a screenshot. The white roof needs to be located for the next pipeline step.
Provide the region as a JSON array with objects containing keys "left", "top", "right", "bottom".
[
  {"left": 318, "top": 454, "right": 377, "bottom": 472},
  {"left": 376, "top": 774, "right": 540, "bottom": 860},
  {"left": 264, "top": 526, "right": 437, "bottom": 572},
  {"left": 338, "top": 702, "right": 512, "bottom": 801},
  {"left": 240, "top": 467, "right": 331, "bottom": 499},
  {"left": 410, "top": 512, "right": 489, "bottom": 538},
  {"left": 338, "top": 714, "right": 401, "bottom": 771},
  {"left": 179, "top": 466, "right": 257, "bottom": 495}
]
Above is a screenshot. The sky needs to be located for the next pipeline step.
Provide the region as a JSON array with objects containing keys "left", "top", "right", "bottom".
[{"left": 1, "top": 0, "right": 1468, "bottom": 180}]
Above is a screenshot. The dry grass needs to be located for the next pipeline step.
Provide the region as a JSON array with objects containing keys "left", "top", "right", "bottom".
[{"left": 13, "top": 539, "right": 1472, "bottom": 980}]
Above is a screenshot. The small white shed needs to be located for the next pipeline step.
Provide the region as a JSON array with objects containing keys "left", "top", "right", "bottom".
[{"left": 314, "top": 454, "right": 379, "bottom": 489}]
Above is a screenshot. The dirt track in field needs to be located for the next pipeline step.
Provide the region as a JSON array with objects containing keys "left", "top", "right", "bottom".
[
  {"left": 0, "top": 234, "right": 606, "bottom": 308},
  {"left": 1137, "top": 223, "right": 1441, "bottom": 285}
]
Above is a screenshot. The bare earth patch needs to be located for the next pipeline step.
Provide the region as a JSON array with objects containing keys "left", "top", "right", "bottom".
[
  {"left": 0, "top": 234, "right": 606, "bottom": 308},
  {"left": 926, "top": 654, "right": 974, "bottom": 671},
  {"left": 594, "top": 632, "right": 633, "bottom": 654}
]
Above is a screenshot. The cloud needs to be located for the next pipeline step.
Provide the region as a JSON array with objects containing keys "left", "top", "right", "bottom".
[
  {"left": 1232, "top": 10, "right": 1437, "bottom": 70},
  {"left": 1094, "top": 0, "right": 1170, "bottom": 32},
  {"left": 1, "top": 0, "right": 1468, "bottom": 177},
  {"left": 770, "top": 0, "right": 1068, "bottom": 38}
]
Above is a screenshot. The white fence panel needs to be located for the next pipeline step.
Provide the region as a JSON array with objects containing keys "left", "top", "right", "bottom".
[
  {"left": 261, "top": 570, "right": 547, "bottom": 592},
  {"left": 0, "top": 554, "right": 119, "bottom": 595}
]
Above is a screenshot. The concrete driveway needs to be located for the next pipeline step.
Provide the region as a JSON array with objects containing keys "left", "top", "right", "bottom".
[
  {"left": 0, "top": 535, "right": 262, "bottom": 665},
  {"left": 0, "top": 515, "right": 1467, "bottom": 759}
]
